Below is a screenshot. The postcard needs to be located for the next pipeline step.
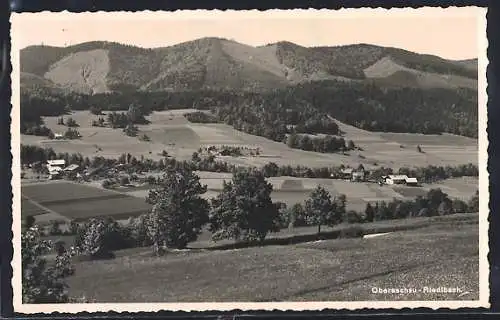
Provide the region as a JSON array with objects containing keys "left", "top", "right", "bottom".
[{"left": 10, "top": 7, "right": 489, "bottom": 313}]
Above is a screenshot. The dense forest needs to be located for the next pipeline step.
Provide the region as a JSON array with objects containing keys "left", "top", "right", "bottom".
[{"left": 21, "top": 78, "right": 478, "bottom": 140}]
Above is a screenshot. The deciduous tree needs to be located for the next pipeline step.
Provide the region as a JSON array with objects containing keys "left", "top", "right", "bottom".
[
  {"left": 304, "top": 185, "right": 340, "bottom": 235},
  {"left": 145, "top": 166, "right": 209, "bottom": 253},
  {"left": 209, "top": 168, "right": 279, "bottom": 243}
]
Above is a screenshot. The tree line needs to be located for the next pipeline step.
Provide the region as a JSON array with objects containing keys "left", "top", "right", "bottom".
[{"left": 184, "top": 111, "right": 219, "bottom": 124}]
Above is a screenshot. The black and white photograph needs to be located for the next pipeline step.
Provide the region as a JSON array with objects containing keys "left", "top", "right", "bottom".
[{"left": 10, "top": 7, "right": 488, "bottom": 312}]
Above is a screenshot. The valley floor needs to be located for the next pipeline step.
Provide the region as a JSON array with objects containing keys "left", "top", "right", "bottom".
[{"left": 21, "top": 110, "right": 478, "bottom": 170}]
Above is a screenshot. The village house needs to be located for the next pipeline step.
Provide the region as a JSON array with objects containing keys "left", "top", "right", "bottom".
[
  {"left": 351, "top": 169, "right": 365, "bottom": 182},
  {"left": 47, "top": 166, "right": 63, "bottom": 180},
  {"left": 47, "top": 159, "right": 65, "bottom": 168},
  {"left": 63, "top": 164, "right": 81, "bottom": 178},
  {"left": 341, "top": 168, "right": 353, "bottom": 180},
  {"left": 339, "top": 167, "right": 366, "bottom": 182},
  {"left": 385, "top": 175, "right": 408, "bottom": 185},
  {"left": 63, "top": 164, "right": 80, "bottom": 172},
  {"left": 46, "top": 159, "right": 66, "bottom": 180},
  {"left": 405, "top": 177, "right": 419, "bottom": 186}
]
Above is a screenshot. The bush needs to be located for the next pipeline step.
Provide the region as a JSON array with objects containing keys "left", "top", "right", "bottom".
[
  {"left": 288, "top": 203, "right": 308, "bottom": 227},
  {"left": 49, "top": 220, "right": 62, "bottom": 235},
  {"left": 64, "top": 128, "right": 81, "bottom": 139},
  {"left": 119, "top": 176, "right": 130, "bottom": 186},
  {"left": 101, "top": 179, "right": 113, "bottom": 189},
  {"left": 274, "top": 202, "right": 289, "bottom": 229},
  {"left": 68, "top": 220, "right": 79, "bottom": 235},
  {"left": 23, "top": 125, "right": 54, "bottom": 137},
  {"left": 89, "top": 106, "right": 103, "bottom": 115},
  {"left": 66, "top": 117, "right": 79, "bottom": 127},
  {"left": 129, "top": 214, "right": 152, "bottom": 247},
  {"left": 339, "top": 225, "right": 364, "bottom": 239},
  {"left": 74, "top": 217, "right": 136, "bottom": 259},
  {"left": 91, "top": 117, "right": 105, "bottom": 127},
  {"left": 24, "top": 215, "right": 36, "bottom": 230},
  {"left": 123, "top": 124, "right": 139, "bottom": 137},
  {"left": 345, "top": 210, "right": 364, "bottom": 224},
  {"left": 146, "top": 175, "right": 156, "bottom": 185},
  {"left": 54, "top": 240, "right": 66, "bottom": 255}
]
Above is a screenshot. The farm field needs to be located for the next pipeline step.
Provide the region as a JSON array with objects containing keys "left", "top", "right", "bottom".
[
  {"left": 124, "top": 174, "right": 478, "bottom": 212},
  {"left": 421, "top": 176, "right": 479, "bottom": 201},
  {"left": 65, "top": 221, "right": 478, "bottom": 302},
  {"left": 21, "top": 181, "right": 151, "bottom": 223},
  {"left": 20, "top": 174, "right": 478, "bottom": 226},
  {"left": 20, "top": 196, "right": 70, "bottom": 224},
  {"left": 21, "top": 109, "right": 478, "bottom": 169}
]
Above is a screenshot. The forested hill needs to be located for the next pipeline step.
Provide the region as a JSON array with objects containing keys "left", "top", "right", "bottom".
[
  {"left": 20, "top": 38, "right": 477, "bottom": 94},
  {"left": 21, "top": 79, "right": 478, "bottom": 139},
  {"left": 20, "top": 38, "right": 478, "bottom": 138}
]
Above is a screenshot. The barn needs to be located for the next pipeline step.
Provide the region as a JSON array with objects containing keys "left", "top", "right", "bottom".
[{"left": 405, "top": 177, "right": 419, "bottom": 186}]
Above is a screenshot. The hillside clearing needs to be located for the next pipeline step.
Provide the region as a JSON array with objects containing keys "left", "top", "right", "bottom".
[
  {"left": 66, "top": 222, "right": 478, "bottom": 302},
  {"left": 44, "top": 49, "right": 111, "bottom": 94},
  {"left": 21, "top": 110, "right": 477, "bottom": 169},
  {"left": 363, "top": 56, "right": 477, "bottom": 90}
]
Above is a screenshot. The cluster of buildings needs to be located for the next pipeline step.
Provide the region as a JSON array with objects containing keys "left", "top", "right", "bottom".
[
  {"left": 340, "top": 167, "right": 366, "bottom": 182},
  {"left": 337, "top": 167, "right": 419, "bottom": 186},
  {"left": 46, "top": 159, "right": 81, "bottom": 180},
  {"left": 203, "top": 145, "right": 261, "bottom": 157}
]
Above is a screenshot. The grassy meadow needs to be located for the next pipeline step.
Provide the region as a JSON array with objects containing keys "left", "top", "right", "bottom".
[
  {"left": 21, "top": 109, "right": 478, "bottom": 169},
  {"left": 65, "top": 220, "right": 478, "bottom": 302}
]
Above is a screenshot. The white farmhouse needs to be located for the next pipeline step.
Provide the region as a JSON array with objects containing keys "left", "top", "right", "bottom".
[
  {"left": 385, "top": 175, "right": 408, "bottom": 185},
  {"left": 47, "top": 159, "right": 65, "bottom": 168}
]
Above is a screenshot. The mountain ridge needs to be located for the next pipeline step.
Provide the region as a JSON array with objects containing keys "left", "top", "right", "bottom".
[{"left": 20, "top": 38, "right": 478, "bottom": 94}]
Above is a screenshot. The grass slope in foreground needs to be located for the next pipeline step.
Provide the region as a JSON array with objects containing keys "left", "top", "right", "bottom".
[{"left": 66, "top": 221, "right": 478, "bottom": 302}]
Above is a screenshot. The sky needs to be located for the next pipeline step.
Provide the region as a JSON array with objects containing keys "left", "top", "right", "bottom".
[{"left": 11, "top": 7, "right": 485, "bottom": 60}]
